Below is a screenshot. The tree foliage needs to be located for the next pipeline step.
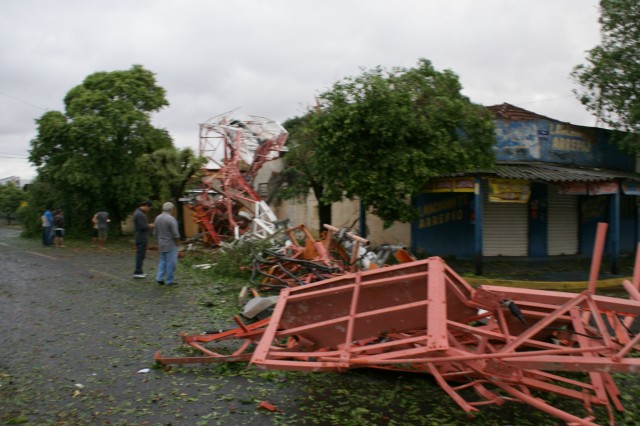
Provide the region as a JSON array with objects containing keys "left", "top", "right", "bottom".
[
  {"left": 136, "top": 147, "right": 207, "bottom": 236},
  {"left": 572, "top": 0, "right": 640, "bottom": 151},
  {"left": 280, "top": 114, "right": 333, "bottom": 228},
  {"left": 0, "top": 182, "right": 25, "bottom": 224},
  {"left": 28, "top": 65, "right": 174, "bottom": 232},
  {"left": 18, "top": 180, "right": 59, "bottom": 237},
  {"left": 281, "top": 59, "right": 495, "bottom": 227}
]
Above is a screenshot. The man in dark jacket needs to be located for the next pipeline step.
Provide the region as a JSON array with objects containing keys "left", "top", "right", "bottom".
[
  {"left": 53, "top": 209, "right": 65, "bottom": 248},
  {"left": 133, "top": 200, "right": 153, "bottom": 279}
]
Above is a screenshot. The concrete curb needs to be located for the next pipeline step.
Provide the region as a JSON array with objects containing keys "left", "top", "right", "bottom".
[{"left": 464, "top": 275, "right": 632, "bottom": 291}]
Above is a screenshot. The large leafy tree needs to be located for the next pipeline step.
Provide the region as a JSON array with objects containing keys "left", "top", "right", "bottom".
[
  {"left": 29, "top": 65, "right": 173, "bottom": 232},
  {"left": 281, "top": 58, "right": 495, "bottom": 228},
  {"left": 572, "top": 0, "right": 640, "bottom": 151}
]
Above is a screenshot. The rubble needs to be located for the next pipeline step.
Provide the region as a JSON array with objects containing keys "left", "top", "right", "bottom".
[
  {"left": 250, "top": 224, "right": 414, "bottom": 288},
  {"left": 191, "top": 114, "right": 288, "bottom": 245},
  {"left": 156, "top": 107, "right": 640, "bottom": 423},
  {"left": 157, "top": 222, "right": 640, "bottom": 424}
]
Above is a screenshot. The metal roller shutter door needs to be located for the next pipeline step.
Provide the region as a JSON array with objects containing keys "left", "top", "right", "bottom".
[
  {"left": 547, "top": 186, "right": 578, "bottom": 255},
  {"left": 483, "top": 197, "right": 529, "bottom": 256}
]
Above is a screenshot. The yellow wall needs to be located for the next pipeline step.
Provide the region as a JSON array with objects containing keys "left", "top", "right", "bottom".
[
  {"left": 183, "top": 204, "right": 200, "bottom": 238},
  {"left": 272, "top": 190, "right": 410, "bottom": 247}
]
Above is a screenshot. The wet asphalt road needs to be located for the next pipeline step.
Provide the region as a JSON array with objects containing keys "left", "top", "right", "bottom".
[{"left": 0, "top": 225, "right": 282, "bottom": 425}]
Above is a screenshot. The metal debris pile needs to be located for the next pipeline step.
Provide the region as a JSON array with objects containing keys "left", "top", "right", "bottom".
[
  {"left": 158, "top": 223, "right": 640, "bottom": 425},
  {"left": 250, "top": 224, "right": 413, "bottom": 289},
  {"left": 191, "top": 114, "right": 288, "bottom": 246}
]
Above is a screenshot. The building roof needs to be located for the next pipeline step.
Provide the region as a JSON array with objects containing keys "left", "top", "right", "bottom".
[
  {"left": 446, "top": 103, "right": 637, "bottom": 183},
  {"left": 487, "top": 103, "right": 561, "bottom": 122},
  {"left": 449, "top": 162, "right": 640, "bottom": 183}
]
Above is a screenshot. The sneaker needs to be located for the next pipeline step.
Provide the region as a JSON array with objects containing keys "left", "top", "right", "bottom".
[
  {"left": 157, "top": 280, "right": 164, "bottom": 285},
  {"left": 133, "top": 274, "right": 147, "bottom": 279}
]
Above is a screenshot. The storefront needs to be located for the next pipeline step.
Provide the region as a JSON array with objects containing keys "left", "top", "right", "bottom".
[{"left": 411, "top": 104, "right": 640, "bottom": 273}]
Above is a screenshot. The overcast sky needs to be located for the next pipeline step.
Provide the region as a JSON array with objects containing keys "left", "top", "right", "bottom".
[{"left": 0, "top": 0, "right": 602, "bottom": 182}]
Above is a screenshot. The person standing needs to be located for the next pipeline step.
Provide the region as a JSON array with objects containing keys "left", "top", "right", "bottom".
[
  {"left": 133, "top": 200, "right": 153, "bottom": 279},
  {"left": 154, "top": 201, "right": 180, "bottom": 285},
  {"left": 41, "top": 207, "right": 53, "bottom": 246},
  {"left": 53, "top": 209, "right": 65, "bottom": 247},
  {"left": 92, "top": 211, "right": 110, "bottom": 248}
]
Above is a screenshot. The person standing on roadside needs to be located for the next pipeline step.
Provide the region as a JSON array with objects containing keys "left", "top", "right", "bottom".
[
  {"left": 133, "top": 200, "right": 153, "bottom": 279},
  {"left": 154, "top": 202, "right": 180, "bottom": 285},
  {"left": 92, "top": 210, "right": 110, "bottom": 248},
  {"left": 41, "top": 206, "right": 53, "bottom": 246},
  {"left": 53, "top": 209, "right": 65, "bottom": 247}
]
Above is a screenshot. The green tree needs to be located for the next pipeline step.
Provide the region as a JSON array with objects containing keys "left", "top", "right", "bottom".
[
  {"left": 28, "top": 65, "right": 173, "bottom": 233},
  {"left": 18, "top": 180, "right": 61, "bottom": 237},
  {"left": 572, "top": 0, "right": 640, "bottom": 151},
  {"left": 281, "top": 59, "right": 495, "bottom": 228},
  {"left": 279, "top": 113, "right": 334, "bottom": 229},
  {"left": 0, "top": 181, "right": 25, "bottom": 225},
  {"left": 136, "top": 147, "right": 207, "bottom": 237}
]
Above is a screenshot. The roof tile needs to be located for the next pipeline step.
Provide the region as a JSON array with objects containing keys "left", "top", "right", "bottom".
[
  {"left": 447, "top": 162, "right": 640, "bottom": 183},
  {"left": 487, "top": 103, "right": 560, "bottom": 122}
]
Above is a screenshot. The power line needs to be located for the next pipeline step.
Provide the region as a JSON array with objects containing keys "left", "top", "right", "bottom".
[
  {"left": 0, "top": 152, "right": 29, "bottom": 160},
  {"left": 0, "top": 89, "right": 48, "bottom": 111}
]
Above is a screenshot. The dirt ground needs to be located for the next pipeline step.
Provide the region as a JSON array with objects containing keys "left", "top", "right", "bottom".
[{"left": 2, "top": 224, "right": 639, "bottom": 426}]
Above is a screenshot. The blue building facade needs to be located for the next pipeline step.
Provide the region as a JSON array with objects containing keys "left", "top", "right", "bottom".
[{"left": 411, "top": 104, "right": 640, "bottom": 271}]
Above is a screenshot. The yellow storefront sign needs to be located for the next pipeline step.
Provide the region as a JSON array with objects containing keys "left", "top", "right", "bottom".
[{"left": 488, "top": 178, "right": 531, "bottom": 203}]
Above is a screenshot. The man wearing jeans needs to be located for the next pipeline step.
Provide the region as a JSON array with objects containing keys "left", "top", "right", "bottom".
[
  {"left": 41, "top": 206, "right": 54, "bottom": 246},
  {"left": 154, "top": 202, "right": 180, "bottom": 285},
  {"left": 133, "top": 200, "right": 153, "bottom": 279}
]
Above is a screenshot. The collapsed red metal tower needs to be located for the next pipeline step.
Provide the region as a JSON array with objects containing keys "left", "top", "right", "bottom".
[{"left": 192, "top": 114, "right": 288, "bottom": 245}]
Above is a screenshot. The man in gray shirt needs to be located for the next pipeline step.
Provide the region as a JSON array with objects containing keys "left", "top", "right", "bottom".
[{"left": 154, "top": 201, "right": 180, "bottom": 285}]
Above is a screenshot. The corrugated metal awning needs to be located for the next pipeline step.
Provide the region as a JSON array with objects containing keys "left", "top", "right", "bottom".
[{"left": 449, "top": 162, "right": 640, "bottom": 183}]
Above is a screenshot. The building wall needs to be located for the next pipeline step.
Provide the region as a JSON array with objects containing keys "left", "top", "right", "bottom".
[
  {"left": 578, "top": 194, "right": 637, "bottom": 255},
  {"left": 494, "top": 119, "right": 635, "bottom": 171},
  {"left": 411, "top": 192, "right": 475, "bottom": 257},
  {"left": 271, "top": 191, "right": 320, "bottom": 233},
  {"left": 183, "top": 204, "right": 200, "bottom": 238},
  {"left": 331, "top": 198, "right": 411, "bottom": 247},
  {"left": 272, "top": 190, "right": 410, "bottom": 247}
]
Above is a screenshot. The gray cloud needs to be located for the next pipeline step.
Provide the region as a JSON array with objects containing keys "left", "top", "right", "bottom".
[{"left": 0, "top": 0, "right": 601, "bottom": 181}]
